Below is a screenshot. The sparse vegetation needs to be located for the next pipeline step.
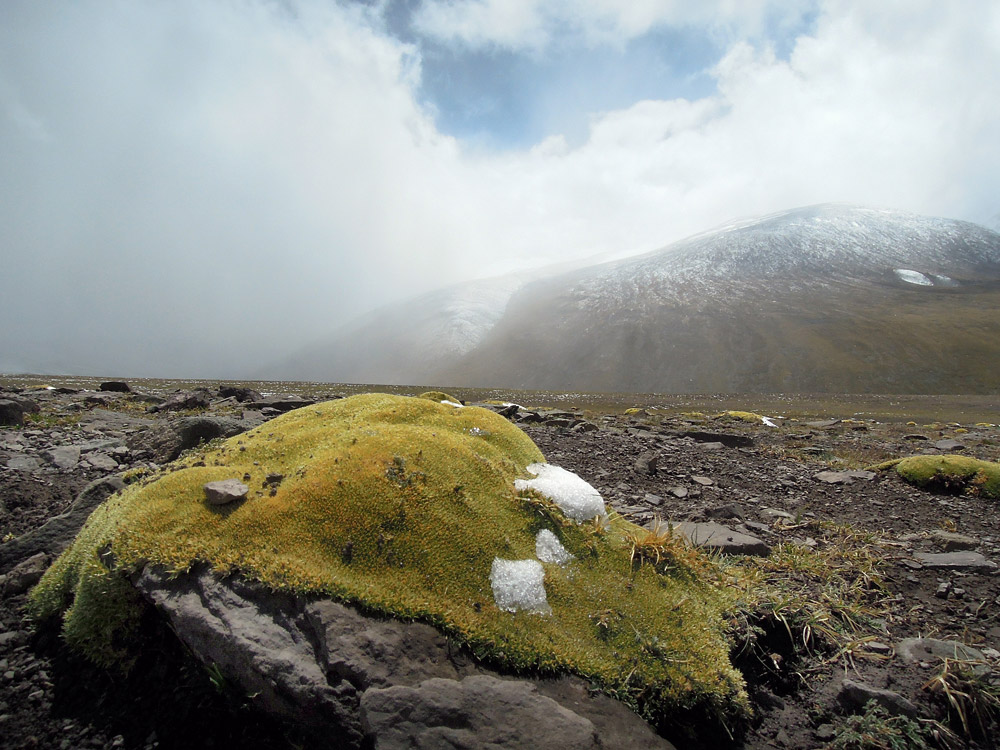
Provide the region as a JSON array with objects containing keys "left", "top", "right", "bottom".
[{"left": 829, "top": 701, "right": 932, "bottom": 750}]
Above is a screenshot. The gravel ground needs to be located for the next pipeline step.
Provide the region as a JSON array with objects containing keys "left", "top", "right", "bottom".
[{"left": 2, "top": 380, "right": 999, "bottom": 749}]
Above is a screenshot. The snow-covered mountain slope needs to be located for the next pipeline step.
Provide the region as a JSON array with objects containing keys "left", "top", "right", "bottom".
[
  {"left": 273, "top": 204, "right": 1000, "bottom": 393},
  {"left": 444, "top": 205, "right": 1000, "bottom": 393}
]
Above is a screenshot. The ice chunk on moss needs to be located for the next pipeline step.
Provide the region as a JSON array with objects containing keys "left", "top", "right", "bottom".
[
  {"left": 515, "top": 463, "right": 607, "bottom": 523},
  {"left": 535, "top": 529, "right": 574, "bottom": 565},
  {"left": 489, "top": 558, "right": 551, "bottom": 614}
]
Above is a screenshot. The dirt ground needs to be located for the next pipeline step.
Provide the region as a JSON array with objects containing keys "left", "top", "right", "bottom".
[{"left": 2, "top": 377, "right": 999, "bottom": 749}]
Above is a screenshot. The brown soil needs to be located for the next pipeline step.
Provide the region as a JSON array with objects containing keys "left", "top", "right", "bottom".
[{"left": 2, "top": 378, "right": 999, "bottom": 749}]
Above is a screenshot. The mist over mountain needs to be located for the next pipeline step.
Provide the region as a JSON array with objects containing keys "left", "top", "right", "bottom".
[{"left": 273, "top": 205, "right": 1000, "bottom": 393}]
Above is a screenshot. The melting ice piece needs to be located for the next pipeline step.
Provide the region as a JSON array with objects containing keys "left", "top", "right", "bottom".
[
  {"left": 535, "top": 529, "right": 575, "bottom": 565},
  {"left": 894, "top": 269, "right": 933, "bottom": 286},
  {"left": 515, "top": 463, "right": 607, "bottom": 522},
  {"left": 489, "top": 558, "right": 551, "bottom": 614}
]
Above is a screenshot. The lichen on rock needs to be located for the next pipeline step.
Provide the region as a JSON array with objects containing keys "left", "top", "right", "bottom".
[{"left": 30, "top": 392, "right": 748, "bottom": 734}]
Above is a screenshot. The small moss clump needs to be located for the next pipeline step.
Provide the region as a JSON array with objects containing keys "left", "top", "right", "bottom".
[
  {"left": 417, "top": 390, "right": 462, "bottom": 405},
  {"left": 717, "top": 410, "right": 764, "bottom": 423},
  {"left": 30, "top": 393, "right": 747, "bottom": 734},
  {"left": 875, "top": 455, "right": 1000, "bottom": 499}
]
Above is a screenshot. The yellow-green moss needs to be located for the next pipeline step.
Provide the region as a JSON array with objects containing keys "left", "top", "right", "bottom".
[
  {"left": 30, "top": 393, "right": 747, "bottom": 729},
  {"left": 877, "top": 455, "right": 1000, "bottom": 499},
  {"left": 417, "top": 390, "right": 462, "bottom": 405},
  {"left": 717, "top": 410, "right": 764, "bottom": 423}
]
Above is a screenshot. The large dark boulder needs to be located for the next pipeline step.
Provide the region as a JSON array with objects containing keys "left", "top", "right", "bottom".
[{"left": 132, "top": 566, "right": 673, "bottom": 749}]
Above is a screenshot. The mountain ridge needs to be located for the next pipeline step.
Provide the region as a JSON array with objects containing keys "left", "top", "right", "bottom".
[{"left": 272, "top": 204, "right": 1000, "bottom": 393}]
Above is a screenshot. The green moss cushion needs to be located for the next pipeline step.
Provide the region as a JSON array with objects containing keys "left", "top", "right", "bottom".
[{"left": 31, "top": 393, "right": 747, "bottom": 729}]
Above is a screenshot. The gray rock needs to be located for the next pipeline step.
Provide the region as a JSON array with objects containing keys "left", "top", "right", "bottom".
[
  {"left": 84, "top": 453, "right": 119, "bottom": 471},
  {"left": 929, "top": 530, "right": 977, "bottom": 552},
  {"left": 934, "top": 439, "right": 965, "bottom": 451},
  {"left": 218, "top": 386, "right": 263, "bottom": 402},
  {"left": 912, "top": 551, "right": 996, "bottom": 572},
  {"left": 704, "top": 504, "right": 745, "bottom": 521},
  {"left": 203, "top": 480, "right": 249, "bottom": 505},
  {"left": 248, "top": 395, "right": 316, "bottom": 413},
  {"left": 130, "top": 416, "right": 246, "bottom": 463},
  {"left": 667, "top": 486, "right": 688, "bottom": 498},
  {"left": 896, "top": 638, "right": 989, "bottom": 675},
  {"left": 0, "top": 476, "right": 125, "bottom": 573},
  {"left": 44, "top": 445, "right": 81, "bottom": 470},
  {"left": 635, "top": 451, "right": 658, "bottom": 475},
  {"left": 99, "top": 381, "right": 132, "bottom": 393},
  {"left": 571, "top": 421, "right": 599, "bottom": 433},
  {"left": 147, "top": 389, "right": 211, "bottom": 414},
  {"left": 838, "top": 678, "right": 918, "bottom": 718},
  {"left": 691, "top": 476, "right": 714, "bottom": 486},
  {"left": 6, "top": 455, "right": 41, "bottom": 472},
  {"left": 661, "top": 521, "right": 770, "bottom": 557},
  {"left": 361, "top": 675, "right": 599, "bottom": 750},
  {"left": 1, "top": 552, "right": 49, "bottom": 597},
  {"left": 813, "top": 470, "right": 876, "bottom": 484},
  {"left": 679, "top": 431, "right": 753, "bottom": 448},
  {"left": 133, "top": 566, "right": 674, "bottom": 750},
  {"left": 0, "top": 400, "right": 24, "bottom": 427}
]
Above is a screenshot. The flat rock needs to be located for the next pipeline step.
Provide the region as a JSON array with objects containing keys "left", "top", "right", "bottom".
[
  {"left": 6, "top": 455, "right": 41, "bottom": 472},
  {"left": 679, "top": 431, "right": 754, "bottom": 448},
  {"left": 44, "top": 445, "right": 81, "bottom": 470},
  {"left": 203, "top": 479, "right": 249, "bottom": 505},
  {"left": 813, "top": 470, "right": 875, "bottom": 484},
  {"left": 911, "top": 551, "right": 996, "bottom": 572},
  {"left": 933, "top": 438, "right": 965, "bottom": 451},
  {"left": 837, "top": 679, "right": 917, "bottom": 718},
  {"left": 896, "top": 638, "right": 989, "bottom": 674},
  {"left": 661, "top": 521, "right": 770, "bottom": 557}
]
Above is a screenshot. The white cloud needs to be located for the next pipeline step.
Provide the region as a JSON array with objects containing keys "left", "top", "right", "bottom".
[
  {"left": 1, "top": 0, "right": 998, "bottom": 377},
  {"left": 413, "top": 0, "right": 814, "bottom": 50}
]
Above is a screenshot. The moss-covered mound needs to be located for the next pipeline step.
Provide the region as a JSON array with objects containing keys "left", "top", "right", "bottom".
[
  {"left": 878, "top": 455, "right": 1000, "bottom": 499},
  {"left": 31, "top": 393, "right": 747, "bottom": 732}
]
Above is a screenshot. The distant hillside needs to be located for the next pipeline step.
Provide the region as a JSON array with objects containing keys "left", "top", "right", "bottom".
[{"left": 274, "top": 205, "right": 1000, "bottom": 393}]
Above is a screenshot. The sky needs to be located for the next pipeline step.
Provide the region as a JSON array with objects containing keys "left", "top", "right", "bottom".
[{"left": 2, "top": 0, "right": 999, "bottom": 377}]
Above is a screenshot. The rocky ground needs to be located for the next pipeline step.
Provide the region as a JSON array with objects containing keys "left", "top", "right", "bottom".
[{"left": 1, "top": 377, "right": 999, "bottom": 749}]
